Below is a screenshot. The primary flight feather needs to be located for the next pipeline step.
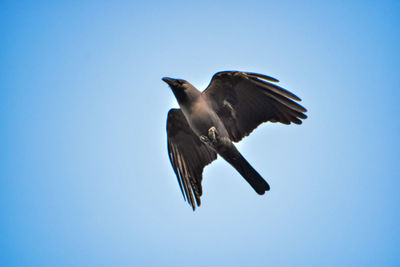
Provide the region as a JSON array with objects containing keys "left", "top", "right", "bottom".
[{"left": 163, "top": 71, "right": 307, "bottom": 210}]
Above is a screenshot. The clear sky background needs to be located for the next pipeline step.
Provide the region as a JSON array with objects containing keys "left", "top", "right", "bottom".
[{"left": 1, "top": 1, "right": 399, "bottom": 266}]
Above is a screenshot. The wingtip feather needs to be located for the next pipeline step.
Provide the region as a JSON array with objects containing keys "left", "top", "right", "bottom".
[{"left": 245, "top": 72, "right": 280, "bottom": 83}]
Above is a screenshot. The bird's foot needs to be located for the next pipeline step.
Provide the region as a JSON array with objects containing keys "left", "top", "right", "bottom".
[
  {"left": 200, "top": 126, "right": 219, "bottom": 145},
  {"left": 200, "top": 135, "right": 210, "bottom": 144},
  {"left": 208, "top": 126, "right": 218, "bottom": 143}
]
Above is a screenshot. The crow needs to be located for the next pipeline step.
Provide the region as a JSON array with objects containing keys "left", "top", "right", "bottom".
[{"left": 163, "top": 71, "right": 307, "bottom": 210}]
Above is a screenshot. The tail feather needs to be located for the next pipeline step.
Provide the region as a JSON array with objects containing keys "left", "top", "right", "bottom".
[{"left": 218, "top": 145, "right": 270, "bottom": 194}]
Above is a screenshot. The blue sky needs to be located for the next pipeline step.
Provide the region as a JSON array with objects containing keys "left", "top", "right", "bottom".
[{"left": 1, "top": 0, "right": 399, "bottom": 266}]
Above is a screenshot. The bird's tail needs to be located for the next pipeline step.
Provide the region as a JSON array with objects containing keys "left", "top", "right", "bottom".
[{"left": 218, "top": 144, "right": 270, "bottom": 194}]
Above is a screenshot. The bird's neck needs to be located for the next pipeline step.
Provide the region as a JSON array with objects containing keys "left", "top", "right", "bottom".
[{"left": 176, "top": 87, "right": 201, "bottom": 106}]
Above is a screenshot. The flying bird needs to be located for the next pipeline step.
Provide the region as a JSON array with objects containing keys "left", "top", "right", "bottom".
[{"left": 163, "top": 71, "right": 307, "bottom": 210}]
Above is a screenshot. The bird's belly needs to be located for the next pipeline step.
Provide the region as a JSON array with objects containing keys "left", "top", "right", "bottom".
[
  {"left": 180, "top": 97, "right": 229, "bottom": 138},
  {"left": 189, "top": 115, "right": 213, "bottom": 134},
  {"left": 187, "top": 110, "right": 228, "bottom": 138}
]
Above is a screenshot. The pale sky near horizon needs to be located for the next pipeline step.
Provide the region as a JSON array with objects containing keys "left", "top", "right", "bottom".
[{"left": 1, "top": 1, "right": 399, "bottom": 266}]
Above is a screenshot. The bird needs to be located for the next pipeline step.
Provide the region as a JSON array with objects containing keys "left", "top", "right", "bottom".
[{"left": 163, "top": 71, "right": 307, "bottom": 210}]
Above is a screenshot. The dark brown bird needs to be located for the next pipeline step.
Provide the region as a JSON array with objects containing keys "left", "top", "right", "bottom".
[{"left": 163, "top": 71, "right": 307, "bottom": 210}]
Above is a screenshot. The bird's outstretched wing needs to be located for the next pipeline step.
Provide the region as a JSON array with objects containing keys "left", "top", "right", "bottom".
[
  {"left": 203, "top": 71, "right": 307, "bottom": 142},
  {"left": 166, "top": 108, "right": 217, "bottom": 210}
]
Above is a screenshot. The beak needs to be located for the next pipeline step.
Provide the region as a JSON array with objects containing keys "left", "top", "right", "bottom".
[{"left": 162, "top": 77, "right": 176, "bottom": 87}]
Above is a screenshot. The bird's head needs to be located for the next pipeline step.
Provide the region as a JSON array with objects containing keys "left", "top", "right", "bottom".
[{"left": 162, "top": 77, "right": 190, "bottom": 103}]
